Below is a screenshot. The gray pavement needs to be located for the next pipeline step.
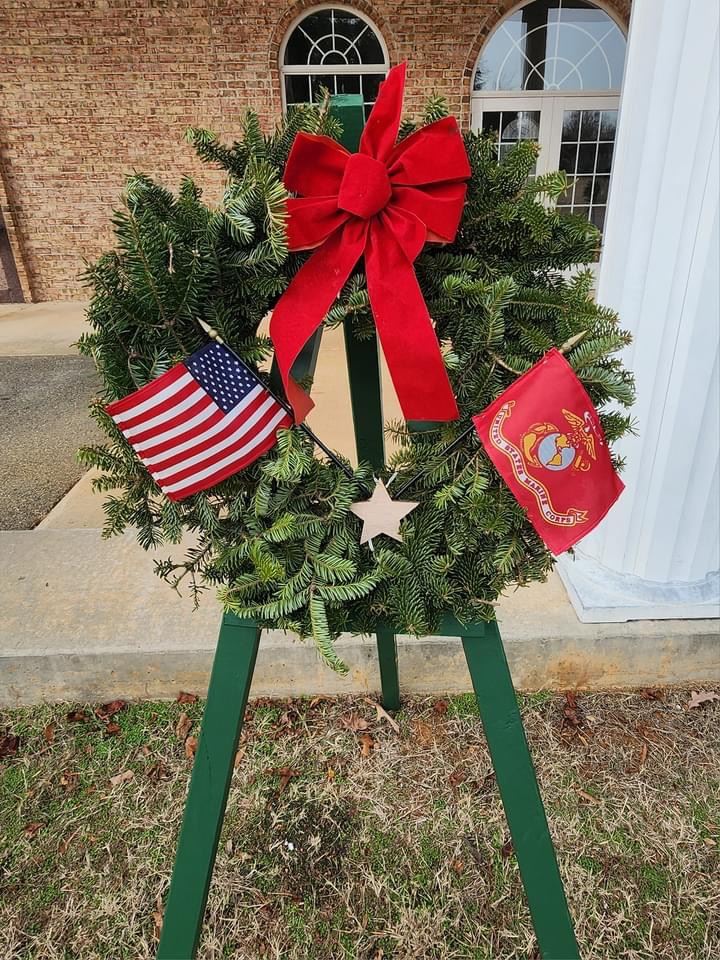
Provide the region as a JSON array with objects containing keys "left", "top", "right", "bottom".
[{"left": 0, "top": 355, "right": 101, "bottom": 529}]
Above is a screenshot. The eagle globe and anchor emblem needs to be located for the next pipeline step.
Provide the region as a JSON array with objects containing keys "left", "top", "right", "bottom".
[{"left": 522, "top": 409, "right": 599, "bottom": 474}]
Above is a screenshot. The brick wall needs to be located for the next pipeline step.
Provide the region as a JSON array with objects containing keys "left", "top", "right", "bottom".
[{"left": 0, "top": 0, "right": 631, "bottom": 301}]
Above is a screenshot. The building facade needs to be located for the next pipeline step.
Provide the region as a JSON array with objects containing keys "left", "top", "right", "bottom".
[{"left": 0, "top": 0, "right": 629, "bottom": 301}]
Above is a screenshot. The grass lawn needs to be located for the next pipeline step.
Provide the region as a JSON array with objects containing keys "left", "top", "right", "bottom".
[{"left": 1, "top": 687, "right": 718, "bottom": 959}]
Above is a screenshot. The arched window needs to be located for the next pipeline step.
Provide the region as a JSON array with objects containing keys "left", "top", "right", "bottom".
[
  {"left": 281, "top": 6, "right": 389, "bottom": 120},
  {"left": 472, "top": 0, "right": 626, "bottom": 234}
]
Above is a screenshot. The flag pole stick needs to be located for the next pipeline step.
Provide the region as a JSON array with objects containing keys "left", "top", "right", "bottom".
[
  {"left": 392, "top": 423, "right": 477, "bottom": 499},
  {"left": 195, "top": 318, "right": 361, "bottom": 487}
]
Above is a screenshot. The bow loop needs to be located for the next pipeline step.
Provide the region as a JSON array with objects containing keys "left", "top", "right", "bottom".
[{"left": 270, "top": 63, "right": 470, "bottom": 426}]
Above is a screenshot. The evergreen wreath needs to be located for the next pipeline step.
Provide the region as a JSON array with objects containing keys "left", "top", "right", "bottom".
[{"left": 79, "top": 96, "right": 635, "bottom": 672}]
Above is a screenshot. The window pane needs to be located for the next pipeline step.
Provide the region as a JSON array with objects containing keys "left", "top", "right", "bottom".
[
  {"left": 599, "top": 110, "right": 617, "bottom": 140},
  {"left": 284, "top": 8, "right": 386, "bottom": 66},
  {"left": 596, "top": 141, "right": 614, "bottom": 173},
  {"left": 285, "top": 75, "right": 310, "bottom": 104},
  {"left": 590, "top": 206, "right": 606, "bottom": 231},
  {"left": 559, "top": 142, "right": 578, "bottom": 171},
  {"left": 573, "top": 175, "right": 594, "bottom": 205},
  {"left": 355, "top": 28, "right": 385, "bottom": 64},
  {"left": 361, "top": 73, "right": 385, "bottom": 103},
  {"left": 577, "top": 142, "right": 597, "bottom": 173},
  {"left": 580, "top": 110, "right": 600, "bottom": 141},
  {"left": 473, "top": 1, "right": 626, "bottom": 92},
  {"left": 592, "top": 175, "right": 610, "bottom": 203},
  {"left": 335, "top": 74, "right": 361, "bottom": 96},
  {"left": 310, "top": 74, "right": 334, "bottom": 102}
]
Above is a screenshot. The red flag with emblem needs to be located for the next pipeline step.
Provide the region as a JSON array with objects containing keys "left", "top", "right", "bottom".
[{"left": 472, "top": 348, "right": 624, "bottom": 554}]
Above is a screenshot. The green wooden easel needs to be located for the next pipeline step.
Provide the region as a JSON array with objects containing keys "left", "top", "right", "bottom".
[{"left": 157, "top": 96, "right": 580, "bottom": 960}]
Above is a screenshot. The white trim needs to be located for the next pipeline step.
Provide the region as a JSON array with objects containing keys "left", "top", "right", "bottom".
[{"left": 279, "top": 4, "right": 389, "bottom": 113}]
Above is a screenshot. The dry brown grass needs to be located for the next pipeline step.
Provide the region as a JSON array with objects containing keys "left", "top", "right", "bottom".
[{"left": 1, "top": 687, "right": 718, "bottom": 959}]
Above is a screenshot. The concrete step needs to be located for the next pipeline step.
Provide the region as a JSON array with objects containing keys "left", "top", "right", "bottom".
[{"left": 2, "top": 526, "right": 718, "bottom": 706}]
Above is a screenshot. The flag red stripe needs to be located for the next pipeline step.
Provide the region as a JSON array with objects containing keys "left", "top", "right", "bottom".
[
  {"left": 148, "top": 391, "right": 274, "bottom": 474},
  {"left": 119, "top": 378, "right": 202, "bottom": 433},
  {"left": 153, "top": 402, "right": 288, "bottom": 488},
  {"left": 126, "top": 395, "right": 217, "bottom": 447},
  {"left": 139, "top": 384, "right": 265, "bottom": 463},
  {"left": 105, "top": 363, "right": 189, "bottom": 417},
  {"left": 164, "top": 421, "right": 291, "bottom": 500}
]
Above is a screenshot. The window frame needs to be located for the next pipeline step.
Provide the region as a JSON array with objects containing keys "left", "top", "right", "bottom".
[{"left": 279, "top": 4, "right": 390, "bottom": 113}]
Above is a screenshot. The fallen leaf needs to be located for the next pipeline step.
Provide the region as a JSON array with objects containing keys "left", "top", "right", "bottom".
[
  {"left": 184, "top": 735, "right": 198, "bottom": 759},
  {"left": 225, "top": 839, "right": 233, "bottom": 855},
  {"left": 147, "top": 760, "right": 169, "bottom": 782},
  {"left": 448, "top": 767, "right": 466, "bottom": 790},
  {"left": 96, "top": 699, "right": 126, "bottom": 720},
  {"left": 176, "top": 691, "right": 198, "bottom": 704},
  {"left": 462, "top": 836, "right": 484, "bottom": 868},
  {"left": 451, "top": 857, "right": 464, "bottom": 875},
  {"left": 359, "top": 733, "right": 375, "bottom": 758},
  {"left": 175, "top": 712, "right": 193, "bottom": 740},
  {"left": 703, "top": 837, "right": 717, "bottom": 847},
  {"left": 23, "top": 822, "right": 43, "bottom": 839},
  {"left": 411, "top": 718, "right": 435, "bottom": 746},
  {"left": 639, "top": 742, "right": 649, "bottom": 768},
  {"left": 341, "top": 711, "right": 369, "bottom": 732},
  {"left": 60, "top": 770, "right": 78, "bottom": 793},
  {"left": 575, "top": 787, "right": 600, "bottom": 804},
  {"left": 562, "top": 691, "right": 584, "bottom": 728},
  {"left": 152, "top": 895, "right": 163, "bottom": 939},
  {"left": 267, "top": 766, "right": 300, "bottom": 794},
  {"left": 104, "top": 722, "right": 121, "bottom": 737},
  {"left": 500, "top": 838, "right": 514, "bottom": 859},
  {"left": 640, "top": 687, "right": 664, "bottom": 701},
  {"left": 43, "top": 722, "right": 56, "bottom": 744},
  {"left": 363, "top": 697, "right": 400, "bottom": 733},
  {"left": 66, "top": 709, "right": 89, "bottom": 724},
  {"left": 234, "top": 747, "right": 246, "bottom": 768},
  {"left": 109, "top": 769, "right": 134, "bottom": 788},
  {"left": 0, "top": 733, "right": 20, "bottom": 758},
  {"left": 687, "top": 690, "right": 720, "bottom": 709},
  {"left": 433, "top": 699, "right": 449, "bottom": 715},
  {"left": 326, "top": 766, "right": 336, "bottom": 782}
]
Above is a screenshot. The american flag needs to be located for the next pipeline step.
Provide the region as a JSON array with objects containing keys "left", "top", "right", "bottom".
[{"left": 105, "top": 342, "right": 292, "bottom": 501}]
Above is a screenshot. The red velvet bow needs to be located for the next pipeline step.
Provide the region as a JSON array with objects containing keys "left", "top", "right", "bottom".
[{"left": 269, "top": 62, "right": 471, "bottom": 425}]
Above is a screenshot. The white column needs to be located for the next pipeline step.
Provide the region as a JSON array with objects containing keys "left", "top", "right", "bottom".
[{"left": 558, "top": 0, "right": 720, "bottom": 622}]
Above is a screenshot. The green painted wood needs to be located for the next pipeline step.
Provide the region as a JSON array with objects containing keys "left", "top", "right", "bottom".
[
  {"left": 330, "top": 93, "right": 387, "bottom": 473},
  {"left": 332, "top": 93, "right": 399, "bottom": 710},
  {"left": 375, "top": 627, "right": 401, "bottom": 711},
  {"left": 461, "top": 621, "right": 580, "bottom": 960},
  {"left": 157, "top": 614, "right": 260, "bottom": 960}
]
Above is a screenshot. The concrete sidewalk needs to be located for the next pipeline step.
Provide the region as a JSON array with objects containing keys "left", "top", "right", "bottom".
[{"left": 0, "top": 303, "right": 718, "bottom": 706}]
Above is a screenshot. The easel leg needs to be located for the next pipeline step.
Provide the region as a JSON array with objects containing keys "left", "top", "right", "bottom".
[
  {"left": 375, "top": 627, "right": 400, "bottom": 710},
  {"left": 462, "top": 623, "right": 580, "bottom": 960},
  {"left": 157, "top": 614, "right": 260, "bottom": 960}
]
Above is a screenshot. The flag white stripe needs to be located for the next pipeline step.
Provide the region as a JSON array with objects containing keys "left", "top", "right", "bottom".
[
  {"left": 162, "top": 408, "right": 288, "bottom": 495},
  {"left": 132, "top": 399, "right": 219, "bottom": 453},
  {"left": 112, "top": 371, "right": 194, "bottom": 424},
  {"left": 141, "top": 384, "right": 265, "bottom": 465},
  {"left": 123, "top": 386, "right": 207, "bottom": 439},
  {"left": 152, "top": 396, "right": 279, "bottom": 480}
]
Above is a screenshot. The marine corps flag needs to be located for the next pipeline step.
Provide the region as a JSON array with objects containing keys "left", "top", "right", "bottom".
[{"left": 473, "top": 348, "right": 624, "bottom": 554}]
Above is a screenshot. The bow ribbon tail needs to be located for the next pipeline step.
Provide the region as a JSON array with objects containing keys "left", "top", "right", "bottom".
[
  {"left": 270, "top": 220, "right": 367, "bottom": 423},
  {"left": 365, "top": 218, "right": 459, "bottom": 423}
]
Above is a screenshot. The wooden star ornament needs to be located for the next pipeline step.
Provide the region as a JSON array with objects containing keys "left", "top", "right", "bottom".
[{"left": 350, "top": 479, "right": 419, "bottom": 545}]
